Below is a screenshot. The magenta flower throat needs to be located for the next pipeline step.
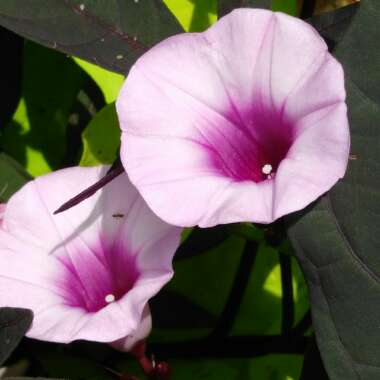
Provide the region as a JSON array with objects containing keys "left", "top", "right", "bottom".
[
  {"left": 203, "top": 103, "right": 293, "bottom": 183},
  {"left": 57, "top": 239, "right": 139, "bottom": 313}
]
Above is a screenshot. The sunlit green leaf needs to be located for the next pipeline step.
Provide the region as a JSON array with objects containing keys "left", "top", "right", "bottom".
[
  {"left": 272, "top": 0, "right": 298, "bottom": 15},
  {"left": 164, "top": 0, "right": 217, "bottom": 32},
  {"left": 0, "top": 42, "right": 87, "bottom": 176},
  {"left": 73, "top": 58, "right": 124, "bottom": 104},
  {"left": 80, "top": 103, "right": 120, "bottom": 166}
]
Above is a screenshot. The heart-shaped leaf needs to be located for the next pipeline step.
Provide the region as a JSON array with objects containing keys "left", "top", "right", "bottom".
[
  {"left": 307, "top": 2, "right": 359, "bottom": 50},
  {"left": 0, "top": 308, "right": 33, "bottom": 366},
  {"left": 0, "top": 0, "right": 183, "bottom": 75},
  {"left": 286, "top": 1, "right": 380, "bottom": 379}
]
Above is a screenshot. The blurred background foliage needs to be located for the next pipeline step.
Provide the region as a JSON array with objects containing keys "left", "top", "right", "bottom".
[{"left": 0, "top": 0, "right": 358, "bottom": 379}]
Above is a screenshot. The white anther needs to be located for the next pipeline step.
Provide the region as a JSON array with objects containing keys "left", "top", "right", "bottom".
[
  {"left": 262, "top": 164, "right": 273, "bottom": 175},
  {"left": 105, "top": 294, "right": 115, "bottom": 303},
  {"left": 79, "top": 3, "right": 85, "bottom": 11}
]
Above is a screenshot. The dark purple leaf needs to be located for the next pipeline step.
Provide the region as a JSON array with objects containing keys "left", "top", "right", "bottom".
[
  {"left": 0, "top": 308, "right": 33, "bottom": 366},
  {"left": 286, "top": 1, "right": 380, "bottom": 379},
  {"left": 0, "top": 0, "right": 184, "bottom": 75}
]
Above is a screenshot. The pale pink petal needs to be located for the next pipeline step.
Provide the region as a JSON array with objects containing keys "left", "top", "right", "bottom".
[
  {"left": 273, "top": 103, "right": 349, "bottom": 219},
  {"left": 0, "top": 204, "right": 5, "bottom": 227},
  {"left": 111, "top": 305, "right": 152, "bottom": 352},
  {"left": 0, "top": 166, "right": 181, "bottom": 346},
  {"left": 117, "top": 9, "right": 349, "bottom": 226}
]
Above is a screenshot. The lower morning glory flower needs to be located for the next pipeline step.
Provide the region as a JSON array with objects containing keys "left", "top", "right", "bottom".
[
  {"left": 0, "top": 166, "right": 181, "bottom": 350},
  {"left": 116, "top": 9, "right": 350, "bottom": 227}
]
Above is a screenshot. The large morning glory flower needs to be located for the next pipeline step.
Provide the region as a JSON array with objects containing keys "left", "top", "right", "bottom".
[
  {"left": 0, "top": 166, "right": 181, "bottom": 350},
  {"left": 117, "top": 9, "right": 350, "bottom": 227}
]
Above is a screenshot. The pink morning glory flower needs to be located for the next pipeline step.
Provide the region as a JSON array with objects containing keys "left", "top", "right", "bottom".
[
  {"left": 0, "top": 166, "right": 181, "bottom": 350},
  {"left": 116, "top": 9, "right": 350, "bottom": 227}
]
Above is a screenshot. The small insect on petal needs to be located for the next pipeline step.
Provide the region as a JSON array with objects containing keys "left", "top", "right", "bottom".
[{"left": 0, "top": 166, "right": 181, "bottom": 349}]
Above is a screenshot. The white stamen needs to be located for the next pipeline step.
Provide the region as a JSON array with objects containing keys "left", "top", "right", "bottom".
[
  {"left": 79, "top": 3, "right": 85, "bottom": 11},
  {"left": 105, "top": 294, "right": 115, "bottom": 303},
  {"left": 262, "top": 164, "right": 272, "bottom": 175}
]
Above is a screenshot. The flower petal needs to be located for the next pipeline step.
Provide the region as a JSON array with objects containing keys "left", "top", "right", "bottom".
[
  {"left": 0, "top": 204, "right": 5, "bottom": 227},
  {"left": 111, "top": 305, "right": 152, "bottom": 351},
  {"left": 117, "top": 9, "right": 349, "bottom": 226},
  {"left": 0, "top": 166, "right": 181, "bottom": 345},
  {"left": 274, "top": 103, "right": 350, "bottom": 219}
]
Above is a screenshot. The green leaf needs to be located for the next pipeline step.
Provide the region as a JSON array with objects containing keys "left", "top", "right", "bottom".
[
  {"left": 80, "top": 103, "right": 120, "bottom": 166},
  {"left": 218, "top": 0, "right": 271, "bottom": 18},
  {"left": 286, "top": 1, "right": 380, "bottom": 378},
  {"left": 165, "top": 0, "right": 217, "bottom": 32},
  {"left": 300, "top": 337, "right": 329, "bottom": 380},
  {"left": 151, "top": 289, "right": 216, "bottom": 329},
  {"left": 0, "top": 27, "right": 23, "bottom": 129},
  {"left": 73, "top": 58, "right": 124, "bottom": 104},
  {"left": 175, "top": 226, "right": 231, "bottom": 260},
  {"left": 0, "top": 0, "right": 183, "bottom": 75},
  {"left": 0, "top": 41, "right": 87, "bottom": 176},
  {"left": 162, "top": 355, "right": 303, "bottom": 380},
  {"left": 272, "top": 0, "right": 298, "bottom": 15},
  {"left": 307, "top": 3, "right": 359, "bottom": 50},
  {"left": 0, "top": 153, "right": 31, "bottom": 202},
  {"left": 0, "top": 308, "right": 33, "bottom": 366},
  {"left": 114, "top": 354, "right": 303, "bottom": 380},
  {"left": 150, "top": 234, "right": 309, "bottom": 379},
  {"left": 38, "top": 353, "right": 114, "bottom": 380},
  {"left": 218, "top": 0, "right": 299, "bottom": 18},
  {"left": 6, "top": 378, "right": 63, "bottom": 380}
]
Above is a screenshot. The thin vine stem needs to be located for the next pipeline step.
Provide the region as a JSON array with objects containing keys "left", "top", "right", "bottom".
[
  {"left": 280, "top": 253, "right": 295, "bottom": 334},
  {"left": 208, "top": 240, "right": 258, "bottom": 339}
]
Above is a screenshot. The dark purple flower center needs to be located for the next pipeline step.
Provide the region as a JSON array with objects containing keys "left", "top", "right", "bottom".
[
  {"left": 56, "top": 240, "right": 139, "bottom": 313},
  {"left": 203, "top": 102, "right": 293, "bottom": 183}
]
